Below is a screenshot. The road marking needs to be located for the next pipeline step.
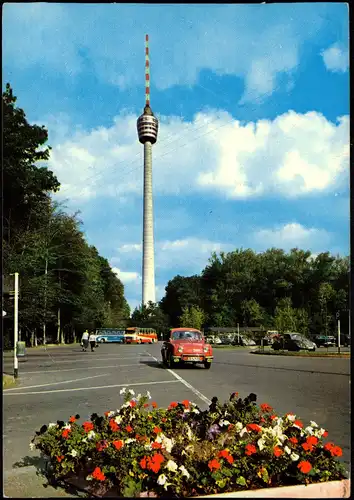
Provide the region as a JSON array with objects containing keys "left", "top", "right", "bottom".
[
  {"left": 149, "top": 355, "right": 211, "bottom": 406},
  {"left": 3, "top": 373, "right": 108, "bottom": 392},
  {"left": 11, "top": 355, "right": 150, "bottom": 366},
  {"left": 19, "top": 363, "right": 144, "bottom": 375},
  {"left": 3, "top": 379, "right": 179, "bottom": 396}
]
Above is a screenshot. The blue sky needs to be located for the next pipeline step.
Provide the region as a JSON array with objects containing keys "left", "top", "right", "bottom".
[{"left": 3, "top": 3, "right": 349, "bottom": 312}]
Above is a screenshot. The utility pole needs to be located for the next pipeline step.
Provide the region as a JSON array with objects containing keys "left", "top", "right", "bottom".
[
  {"left": 14, "top": 272, "right": 19, "bottom": 378},
  {"left": 336, "top": 311, "right": 341, "bottom": 354},
  {"left": 237, "top": 323, "right": 240, "bottom": 344},
  {"left": 43, "top": 254, "right": 48, "bottom": 345}
]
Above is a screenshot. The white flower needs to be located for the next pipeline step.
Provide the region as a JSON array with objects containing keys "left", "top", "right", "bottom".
[
  {"left": 63, "top": 424, "right": 71, "bottom": 430},
  {"left": 239, "top": 427, "right": 249, "bottom": 437},
  {"left": 257, "top": 438, "right": 265, "bottom": 451},
  {"left": 290, "top": 452, "right": 300, "bottom": 461},
  {"left": 125, "top": 438, "right": 136, "bottom": 444},
  {"left": 319, "top": 428, "right": 326, "bottom": 436},
  {"left": 114, "top": 415, "right": 122, "bottom": 424},
  {"left": 310, "top": 420, "right": 318, "bottom": 428},
  {"left": 235, "top": 422, "right": 243, "bottom": 432},
  {"left": 128, "top": 389, "right": 135, "bottom": 396},
  {"left": 87, "top": 431, "right": 96, "bottom": 440},
  {"left": 179, "top": 465, "right": 190, "bottom": 478},
  {"left": 219, "top": 419, "right": 231, "bottom": 427},
  {"left": 166, "top": 460, "right": 178, "bottom": 473},
  {"left": 120, "top": 388, "right": 126, "bottom": 395},
  {"left": 162, "top": 436, "right": 174, "bottom": 453},
  {"left": 107, "top": 410, "right": 115, "bottom": 418},
  {"left": 192, "top": 408, "right": 200, "bottom": 414},
  {"left": 305, "top": 426, "right": 314, "bottom": 435},
  {"left": 157, "top": 474, "right": 167, "bottom": 486},
  {"left": 286, "top": 414, "right": 296, "bottom": 422},
  {"left": 293, "top": 421, "right": 303, "bottom": 430},
  {"left": 29, "top": 442, "right": 36, "bottom": 451},
  {"left": 69, "top": 449, "right": 78, "bottom": 457},
  {"left": 146, "top": 391, "right": 151, "bottom": 400},
  {"left": 121, "top": 402, "right": 130, "bottom": 409},
  {"left": 82, "top": 438, "right": 87, "bottom": 443},
  {"left": 284, "top": 446, "right": 291, "bottom": 455},
  {"left": 48, "top": 423, "right": 57, "bottom": 429}
]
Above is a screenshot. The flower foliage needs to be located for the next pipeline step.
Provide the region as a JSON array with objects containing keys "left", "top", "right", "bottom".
[{"left": 31, "top": 389, "right": 347, "bottom": 497}]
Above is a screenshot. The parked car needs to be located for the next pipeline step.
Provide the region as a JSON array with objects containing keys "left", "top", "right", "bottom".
[
  {"left": 161, "top": 328, "right": 213, "bottom": 369},
  {"left": 272, "top": 333, "right": 316, "bottom": 352},
  {"left": 232, "top": 335, "right": 256, "bottom": 347},
  {"left": 337, "top": 334, "right": 351, "bottom": 347},
  {"left": 314, "top": 335, "right": 336, "bottom": 348}
]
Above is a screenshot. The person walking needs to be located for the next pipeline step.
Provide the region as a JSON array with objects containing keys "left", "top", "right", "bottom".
[
  {"left": 81, "top": 330, "right": 89, "bottom": 352},
  {"left": 89, "top": 331, "right": 96, "bottom": 352}
]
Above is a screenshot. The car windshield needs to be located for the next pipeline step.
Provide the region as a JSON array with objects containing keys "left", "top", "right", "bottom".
[{"left": 171, "top": 330, "right": 203, "bottom": 341}]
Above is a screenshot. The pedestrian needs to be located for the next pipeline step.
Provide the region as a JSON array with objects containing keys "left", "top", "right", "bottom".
[
  {"left": 81, "top": 330, "right": 89, "bottom": 352},
  {"left": 89, "top": 331, "right": 96, "bottom": 352}
]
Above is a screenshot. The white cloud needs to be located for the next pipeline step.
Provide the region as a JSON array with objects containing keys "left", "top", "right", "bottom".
[
  {"left": 321, "top": 44, "right": 349, "bottom": 73},
  {"left": 252, "top": 223, "right": 331, "bottom": 251},
  {"left": 3, "top": 3, "right": 337, "bottom": 102},
  {"left": 46, "top": 109, "right": 349, "bottom": 203},
  {"left": 112, "top": 267, "right": 140, "bottom": 285}
]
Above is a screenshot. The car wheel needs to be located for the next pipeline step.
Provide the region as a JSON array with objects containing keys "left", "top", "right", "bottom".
[
  {"left": 204, "top": 361, "right": 211, "bottom": 369},
  {"left": 100, "top": 339, "right": 105, "bottom": 343}
]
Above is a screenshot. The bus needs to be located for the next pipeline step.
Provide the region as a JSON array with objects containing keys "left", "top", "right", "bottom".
[
  {"left": 95, "top": 328, "right": 125, "bottom": 343},
  {"left": 124, "top": 327, "right": 158, "bottom": 344}
]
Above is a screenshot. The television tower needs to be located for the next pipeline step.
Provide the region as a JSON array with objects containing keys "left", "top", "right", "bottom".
[{"left": 137, "top": 34, "right": 158, "bottom": 306}]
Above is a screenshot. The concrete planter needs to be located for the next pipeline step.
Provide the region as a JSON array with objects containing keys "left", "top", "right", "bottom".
[{"left": 198, "top": 479, "right": 350, "bottom": 498}]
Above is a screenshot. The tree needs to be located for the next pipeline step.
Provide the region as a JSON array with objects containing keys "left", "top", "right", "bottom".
[
  {"left": 274, "top": 298, "right": 298, "bottom": 334},
  {"left": 318, "top": 282, "right": 334, "bottom": 336},
  {"left": 179, "top": 306, "right": 205, "bottom": 330},
  {"left": 241, "top": 299, "right": 265, "bottom": 327}
]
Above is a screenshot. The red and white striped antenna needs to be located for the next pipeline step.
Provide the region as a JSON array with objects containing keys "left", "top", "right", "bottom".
[{"left": 145, "top": 34, "right": 150, "bottom": 106}]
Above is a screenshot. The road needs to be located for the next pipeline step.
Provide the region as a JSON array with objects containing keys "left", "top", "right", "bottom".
[{"left": 3, "top": 343, "right": 350, "bottom": 476}]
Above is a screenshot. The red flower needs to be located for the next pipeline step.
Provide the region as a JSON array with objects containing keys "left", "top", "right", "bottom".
[
  {"left": 228, "top": 424, "right": 234, "bottom": 431},
  {"left": 260, "top": 403, "right": 273, "bottom": 413},
  {"left": 181, "top": 399, "right": 190, "bottom": 408},
  {"left": 208, "top": 459, "right": 221, "bottom": 471},
  {"left": 69, "top": 415, "right": 76, "bottom": 423},
  {"left": 168, "top": 402, "right": 178, "bottom": 409},
  {"left": 297, "top": 461, "right": 312, "bottom": 474},
  {"left": 56, "top": 455, "right": 64, "bottom": 462},
  {"left": 104, "top": 411, "right": 110, "bottom": 417},
  {"left": 322, "top": 430, "right": 328, "bottom": 438},
  {"left": 151, "top": 402, "right": 158, "bottom": 408},
  {"left": 247, "top": 423, "right": 262, "bottom": 433},
  {"left": 153, "top": 426, "right": 162, "bottom": 434},
  {"left": 245, "top": 444, "right": 257, "bottom": 456},
  {"left": 161, "top": 418, "right": 167, "bottom": 423},
  {"left": 324, "top": 442, "right": 334, "bottom": 452},
  {"left": 218, "top": 449, "right": 234, "bottom": 464},
  {"left": 330, "top": 446, "right": 343, "bottom": 457},
  {"left": 273, "top": 446, "right": 283, "bottom": 457},
  {"left": 82, "top": 421, "right": 94, "bottom": 433},
  {"left": 144, "top": 453, "right": 165, "bottom": 473},
  {"left": 302, "top": 442, "right": 314, "bottom": 452},
  {"left": 109, "top": 419, "right": 119, "bottom": 432},
  {"left": 62, "top": 428, "right": 71, "bottom": 439},
  {"left": 260, "top": 417, "right": 266, "bottom": 423},
  {"left": 92, "top": 466, "right": 106, "bottom": 481},
  {"left": 294, "top": 420, "right": 303, "bottom": 428},
  {"left": 151, "top": 441, "right": 162, "bottom": 449},
  {"left": 129, "top": 400, "right": 137, "bottom": 408},
  {"left": 96, "top": 440, "right": 108, "bottom": 452},
  {"left": 112, "top": 440, "right": 124, "bottom": 450},
  {"left": 289, "top": 437, "right": 298, "bottom": 445},
  {"left": 140, "top": 457, "right": 147, "bottom": 469},
  {"left": 306, "top": 436, "right": 318, "bottom": 446},
  {"left": 152, "top": 452, "right": 165, "bottom": 464},
  {"left": 125, "top": 425, "right": 133, "bottom": 433},
  {"left": 144, "top": 403, "right": 149, "bottom": 408},
  {"left": 270, "top": 415, "right": 277, "bottom": 420}
]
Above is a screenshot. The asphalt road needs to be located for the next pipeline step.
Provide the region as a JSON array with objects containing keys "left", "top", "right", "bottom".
[{"left": 3, "top": 343, "right": 350, "bottom": 476}]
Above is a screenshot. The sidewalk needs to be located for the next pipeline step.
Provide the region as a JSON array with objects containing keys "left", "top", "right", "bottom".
[{"left": 4, "top": 467, "right": 83, "bottom": 498}]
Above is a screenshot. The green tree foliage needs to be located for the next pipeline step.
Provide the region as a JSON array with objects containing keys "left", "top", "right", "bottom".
[
  {"left": 130, "top": 302, "right": 169, "bottom": 336},
  {"left": 179, "top": 306, "right": 205, "bottom": 330},
  {"left": 159, "top": 247, "right": 349, "bottom": 338},
  {"left": 3, "top": 84, "right": 130, "bottom": 347}
]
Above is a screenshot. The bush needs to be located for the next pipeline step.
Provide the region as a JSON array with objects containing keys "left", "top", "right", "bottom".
[{"left": 30, "top": 389, "right": 347, "bottom": 497}]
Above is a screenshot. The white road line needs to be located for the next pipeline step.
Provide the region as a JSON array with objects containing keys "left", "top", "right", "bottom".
[
  {"left": 149, "top": 355, "right": 211, "bottom": 406},
  {"left": 19, "top": 355, "right": 149, "bottom": 365},
  {"left": 3, "top": 379, "right": 179, "bottom": 396},
  {"left": 19, "top": 363, "right": 144, "bottom": 375},
  {"left": 3, "top": 373, "right": 108, "bottom": 392}
]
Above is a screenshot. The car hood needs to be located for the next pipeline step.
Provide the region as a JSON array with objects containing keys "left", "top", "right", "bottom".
[{"left": 171, "top": 340, "right": 207, "bottom": 352}]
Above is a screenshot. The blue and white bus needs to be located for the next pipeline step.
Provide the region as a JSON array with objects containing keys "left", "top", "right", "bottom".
[{"left": 95, "top": 329, "right": 125, "bottom": 343}]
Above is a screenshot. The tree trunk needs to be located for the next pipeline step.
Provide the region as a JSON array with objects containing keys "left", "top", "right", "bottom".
[
  {"left": 30, "top": 330, "right": 34, "bottom": 347},
  {"left": 57, "top": 307, "right": 61, "bottom": 343},
  {"left": 34, "top": 328, "right": 38, "bottom": 347}
]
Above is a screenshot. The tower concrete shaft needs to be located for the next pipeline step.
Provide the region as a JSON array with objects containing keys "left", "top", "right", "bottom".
[{"left": 142, "top": 140, "right": 155, "bottom": 305}]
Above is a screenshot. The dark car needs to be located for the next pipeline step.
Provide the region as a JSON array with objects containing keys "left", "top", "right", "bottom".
[
  {"left": 314, "top": 335, "right": 336, "bottom": 348},
  {"left": 272, "top": 333, "right": 316, "bottom": 352},
  {"left": 337, "top": 334, "right": 350, "bottom": 347}
]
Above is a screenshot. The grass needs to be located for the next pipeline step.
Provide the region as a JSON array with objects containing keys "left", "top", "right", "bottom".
[
  {"left": 3, "top": 374, "right": 19, "bottom": 389},
  {"left": 252, "top": 349, "right": 350, "bottom": 358}
]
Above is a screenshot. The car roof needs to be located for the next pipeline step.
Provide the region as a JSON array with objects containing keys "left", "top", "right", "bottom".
[{"left": 170, "top": 327, "right": 202, "bottom": 332}]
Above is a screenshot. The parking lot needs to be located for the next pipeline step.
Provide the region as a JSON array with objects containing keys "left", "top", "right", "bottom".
[{"left": 3, "top": 342, "right": 350, "bottom": 483}]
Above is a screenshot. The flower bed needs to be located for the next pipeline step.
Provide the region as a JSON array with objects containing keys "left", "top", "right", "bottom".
[{"left": 30, "top": 389, "right": 348, "bottom": 497}]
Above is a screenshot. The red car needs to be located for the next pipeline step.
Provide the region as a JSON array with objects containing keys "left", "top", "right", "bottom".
[{"left": 161, "top": 328, "right": 213, "bottom": 369}]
